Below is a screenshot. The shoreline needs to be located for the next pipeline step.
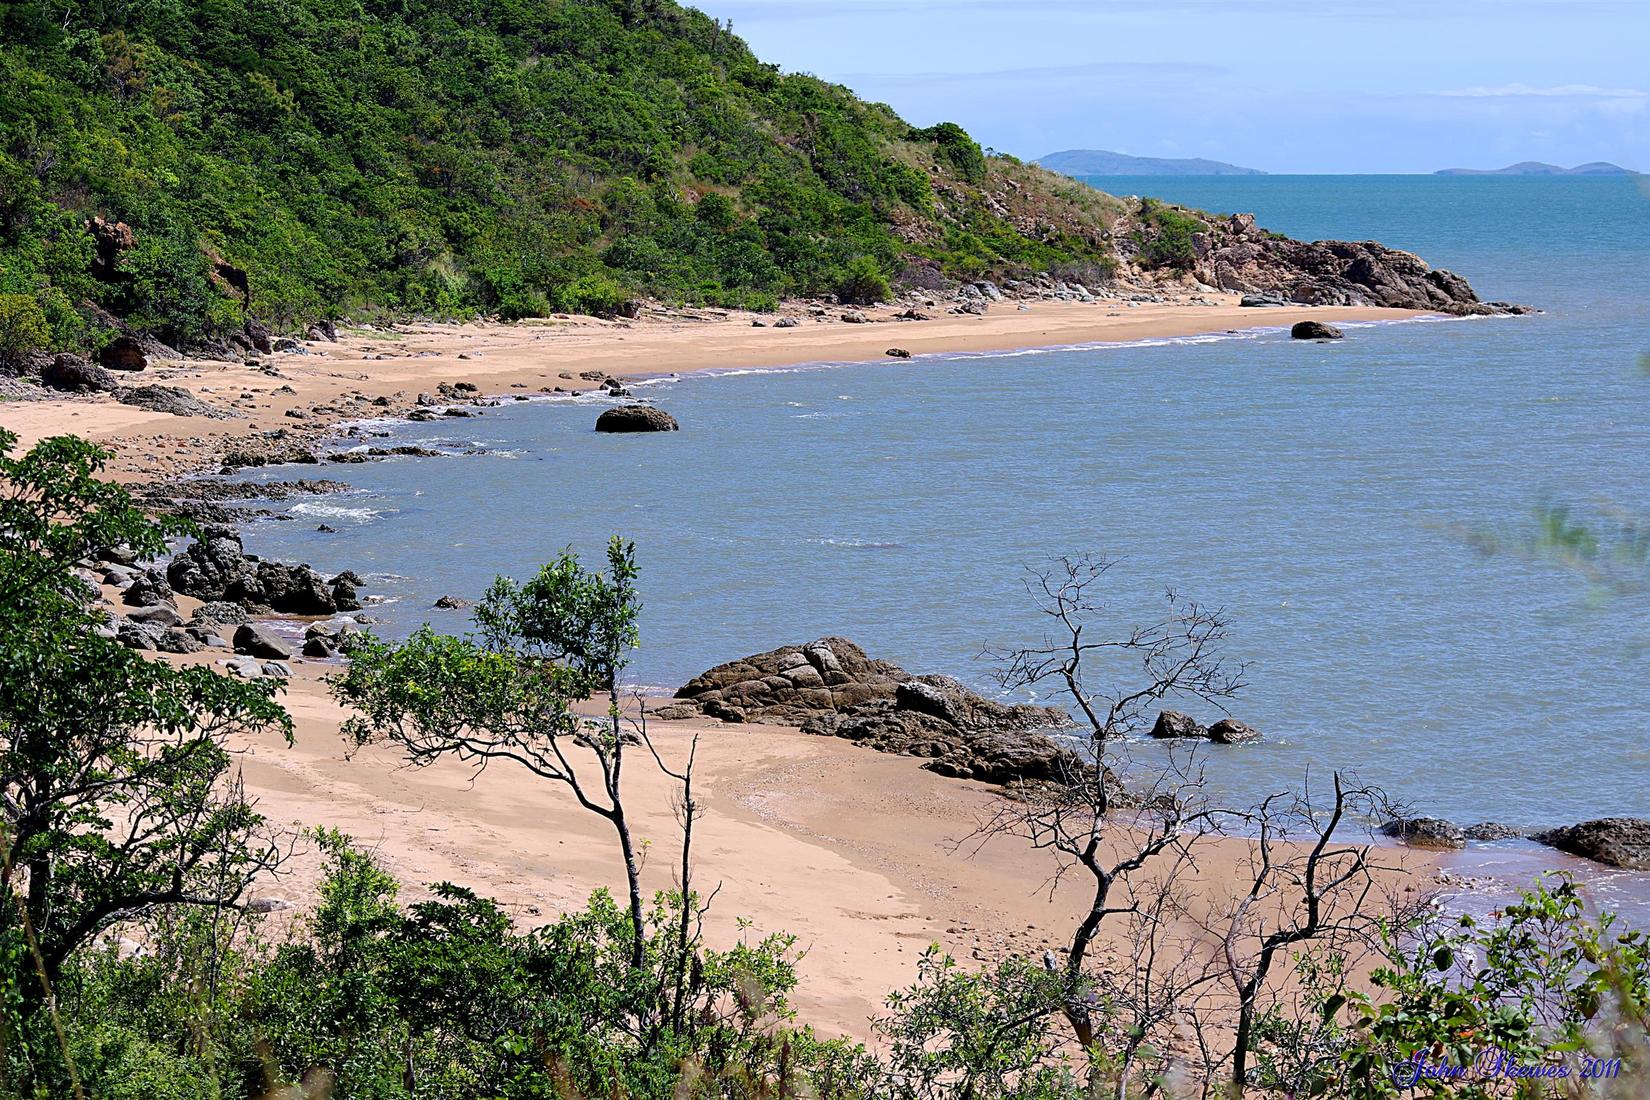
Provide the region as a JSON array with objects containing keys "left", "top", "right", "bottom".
[
  {"left": 0, "top": 295, "right": 1433, "bottom": 482},
  {"left": 9, "top": 296, "right": 1496, "bottom": 1036}
]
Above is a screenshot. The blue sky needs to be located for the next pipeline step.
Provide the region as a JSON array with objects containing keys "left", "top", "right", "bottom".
[{"left": 689, "top": 0, "right": 1649, "bottom": 173}]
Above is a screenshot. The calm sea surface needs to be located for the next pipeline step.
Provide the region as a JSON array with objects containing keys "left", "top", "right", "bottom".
[{"left": 235, "top": 176, "right": 1650, "bottom": 841}]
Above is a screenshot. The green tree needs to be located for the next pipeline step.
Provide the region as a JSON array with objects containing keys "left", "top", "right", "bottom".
[
  {"left": 0, "top": 431, "right": 291, "bottom": 1092},
  {"left": 334, "top": 538, "right": 661, "bottom": 970}
]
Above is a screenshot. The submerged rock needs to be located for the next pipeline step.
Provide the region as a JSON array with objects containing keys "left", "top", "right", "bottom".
[
  {"left": 671, "top": 636, "right": 1076, "bottom": 784},
  {"left": 1380, "top": 817, "right": 1467, "bottom": 850},
  {"left": 1463, "top": 822, "right": 1523, "bottom": 841},
  {"left": 595, "top": 405, "right": 679, "bottom": 433},
  {"left": 1534, "top": 818, "right": 1650, "bottom": 869}
]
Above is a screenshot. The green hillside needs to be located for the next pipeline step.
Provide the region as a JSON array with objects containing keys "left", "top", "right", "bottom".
[{"left": 0, "top": 0, "right": 1126, "bottom": 356}]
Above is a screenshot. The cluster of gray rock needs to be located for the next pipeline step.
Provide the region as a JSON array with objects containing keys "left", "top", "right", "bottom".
[
  {"left": 1148, "top": 710, "right": 1263, "bottom": 745},
  {"left": 655, "top": 636, "right": 1078, "bottom": 784},
  {"left": 166, "top": 526, "right": 361, "bottom": 615},
  {"left": 89, "top": 521, "right": 371, "bottom": 670},
  {"left": 1380, "top": 814, "right": 1650, "bottom": 870}
]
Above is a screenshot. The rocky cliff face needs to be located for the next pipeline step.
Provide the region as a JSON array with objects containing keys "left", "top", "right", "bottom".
[{"left": 660, "top": 636, "right": 1079, "bottom": 785}]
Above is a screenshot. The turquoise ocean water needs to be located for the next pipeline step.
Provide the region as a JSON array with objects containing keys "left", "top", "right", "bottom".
[{"left": 234, "top": 177, "right": 1650, "bottom": 853}]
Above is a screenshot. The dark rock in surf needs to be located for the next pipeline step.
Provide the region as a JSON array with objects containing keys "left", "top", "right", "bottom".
[
  {"left": 1463, "top": 822, "right": 1523, "bottom": 841},
  {"left": 595, "top": 405, "right": 679, "bottom": 433},
  {"left": 1534, "top": 818, "right": 1650, "bottom": 870},
  {"left": 1380, "top": 817, "right": 1466, "bottom": 850},
  {"left": 1207, "top": 718, "right": 1262, "bottom": 745},
  {"left": 1290, "top": 321, "right": 1344, "bottom": 340},
  {"left": 1149, "top": 710, "right": 1207, "bottom": 739}
]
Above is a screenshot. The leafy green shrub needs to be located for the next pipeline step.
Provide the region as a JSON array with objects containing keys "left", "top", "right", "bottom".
[
  {"left": 0, "top": 293, "right": 48, "bottom": 366},
  {"left": 1132, "top": 199, "right": 1206, "bottom": 272},
  {"left": 837, "top": 255, "right": 891, "bottom": 305},
  {"left": 914, "top": 122, "right": 988, "bottom": 185},
  {"left": 556, "top": 273, "right": 635, "bottom": 318}
]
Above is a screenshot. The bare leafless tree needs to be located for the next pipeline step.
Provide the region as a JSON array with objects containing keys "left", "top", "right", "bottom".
[
  {"left": 963, "top": 555, "right": 1249, "bottom": 1088},
  {"left": 1211, "top": 772, "right": 1427, "bottom": 1092},
  {"left": 987, "top": 555, "right": 1247, "bottom": 745}
]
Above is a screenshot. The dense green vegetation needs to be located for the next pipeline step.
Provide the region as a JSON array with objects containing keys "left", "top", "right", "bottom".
[{"left": 0, "top": 0, "right": 1125, "bottom": 358}]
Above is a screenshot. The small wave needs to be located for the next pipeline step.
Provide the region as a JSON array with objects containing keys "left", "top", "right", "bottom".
[
  {"left": 806, "top": 537, "right": 906, "bottom": 551},
  {"left": 290, "top": 502, "right": 386, "bottom": 521}
]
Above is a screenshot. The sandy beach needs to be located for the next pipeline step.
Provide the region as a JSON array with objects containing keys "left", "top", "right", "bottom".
[
  {"left": 0, "top": 295, "right": 1424, "bottom": 481},
  {"left": 18, "top": 297, "right": 1441, "bottom": 1039}
]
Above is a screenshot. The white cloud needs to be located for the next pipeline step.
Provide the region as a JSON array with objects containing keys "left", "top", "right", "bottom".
[{"left": 1436, "top": 83, "right": 1649, "bottom": 99}]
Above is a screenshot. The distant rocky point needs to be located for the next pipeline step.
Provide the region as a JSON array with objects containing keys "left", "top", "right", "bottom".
[
  {"left": 1435, "top": 161, "right": 1634, "bottom": 176},
  {"left": 1037, "top": 149, "right": 1266, "bottom": 177}
]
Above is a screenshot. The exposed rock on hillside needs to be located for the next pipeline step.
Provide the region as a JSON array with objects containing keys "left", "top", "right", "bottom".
[{"left": 663, "top": 636, "right": 1077, "bottom": 784}]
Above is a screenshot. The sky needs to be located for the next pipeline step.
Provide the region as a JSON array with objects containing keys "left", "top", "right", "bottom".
[{"left": 687, "top": 0, "right": 1649, "bottom": 173}]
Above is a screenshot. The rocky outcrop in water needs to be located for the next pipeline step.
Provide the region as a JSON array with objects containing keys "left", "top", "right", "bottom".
[
  {"left": 662, "top": 636, "right": 1077, "bottom": 784},
  {"left": 1380, "top": 817, "right": 1467, "bottom": 850},
  {"left": 595, "top": 405, "right": 679, "bottom": 433},
  {"left": 1290, "top": 321, "right": 1343, "bottom": 340},
  {"left": 1535, "top": 817, "right": 1650, "bottom": 869},
  {"left": 166, "top": 525, "right": 361, "bottom": 615}
]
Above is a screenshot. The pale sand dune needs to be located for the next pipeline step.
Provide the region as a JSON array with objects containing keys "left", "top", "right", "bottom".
[{"left": 0, "top": 296, "right": 1424, "bottom": 479}]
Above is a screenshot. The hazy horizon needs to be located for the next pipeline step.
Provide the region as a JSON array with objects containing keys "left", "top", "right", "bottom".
[{"left": 690, "top": 0, "right": 1647, "bottom": 175}]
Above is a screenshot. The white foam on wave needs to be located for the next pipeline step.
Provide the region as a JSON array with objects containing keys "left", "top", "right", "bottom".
[
  {"left": 290, "top": 501, "right": 388, "bottom": 521},
  {"left": 805, "top": 537, "right": 905, "bottom": 550}
]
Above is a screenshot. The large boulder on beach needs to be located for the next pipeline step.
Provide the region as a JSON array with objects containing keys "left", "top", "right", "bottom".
[
  {"left": 1534, "top": 818, "right": 1650, "bottom": 869},
  {"left": 233, "top": 623, "right": 293, "bottom": 660},
  {"left": 1290, "top": 321, "right": 1344, "bottom": 340},
  {"left": 595, "top": 405, "right": 679, "bottom": 433},
  {"left": 668, "top": 637, "right": 1076, "bottom": 784},
  {"left": 98, "top": 335, "right": 147, "bottom": 372},
  {"left": 40, "top": 355, "right": 118, "bottom": 393},
  {"left": 1380, "top": 817, "right": 1466, "bottom": 850},
  {"left": 117, "top": 384, "right": 238, "bottom": 419}
]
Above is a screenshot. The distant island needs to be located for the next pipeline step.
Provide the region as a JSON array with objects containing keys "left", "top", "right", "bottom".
[
  {"left": 1436, "top": 161, "right": 1635, "bottom": 176},
  {"left": 1036, "top": 149, "right": 1267, "bottom": 176}
]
